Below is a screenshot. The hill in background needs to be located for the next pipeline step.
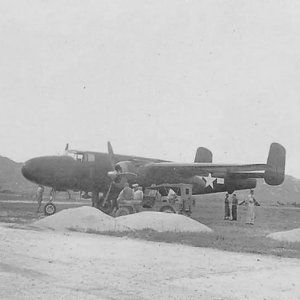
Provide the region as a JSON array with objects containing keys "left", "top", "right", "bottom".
[
  {"left": 232, "top": 175, "right": 300, "bottom": 205},
  {"left": 0, "top": 155, "right": 299, "bottom": 204},
  {"left": 0, "top": 156, "right": 35, "bottom": 195}
]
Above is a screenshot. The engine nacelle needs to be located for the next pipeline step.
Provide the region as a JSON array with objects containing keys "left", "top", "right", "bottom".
[
  {"left": 107, "top": 161, "right": 137, "bottom": 188},
  {"left": 115, "top": 161, "right": 136, "bottom": 174}
]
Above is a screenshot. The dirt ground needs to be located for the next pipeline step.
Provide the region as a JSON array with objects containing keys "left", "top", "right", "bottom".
[
  {"left": 0, "top": 223, "right": 299, "bottom": 299},
  {"left": 0, "top": 197, "right": 300, "bottom": 299}
]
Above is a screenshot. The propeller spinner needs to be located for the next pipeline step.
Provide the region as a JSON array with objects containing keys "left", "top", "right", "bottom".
[{"left": 106, "top": 141, "right": 137, "bottom": 183}]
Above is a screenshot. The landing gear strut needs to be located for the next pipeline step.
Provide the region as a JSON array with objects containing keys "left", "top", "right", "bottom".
[{"left": 44, "top": 188, "right": 57, "bottom": 216}]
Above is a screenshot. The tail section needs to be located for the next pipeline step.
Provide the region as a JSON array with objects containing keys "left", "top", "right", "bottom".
[
  {"left": 264, "top": 143, "right": 286, "bottom": 185},
  {"left": 194, "top": 147, "right": 213, "bottom": 163}
]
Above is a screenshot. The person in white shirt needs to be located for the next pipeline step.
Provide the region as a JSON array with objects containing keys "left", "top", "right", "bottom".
[
  {"left": 240, "top": 189, "right": 256, "bottom": 225},
  {"left": 134, "top": 186, "right": 144, "bottom": 201}
]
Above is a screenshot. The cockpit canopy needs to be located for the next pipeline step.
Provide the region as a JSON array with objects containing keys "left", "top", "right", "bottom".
[{"left": 64, "top": 149, "right": 95, "bottom": 163}]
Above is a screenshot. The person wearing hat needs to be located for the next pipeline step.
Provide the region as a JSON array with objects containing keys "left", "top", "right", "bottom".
[
  {"left": 224, "top": 193, "right": 230, "bottom": 220},
  {"left": 132, "top": 183, "right": 139, "bottom": 193}
]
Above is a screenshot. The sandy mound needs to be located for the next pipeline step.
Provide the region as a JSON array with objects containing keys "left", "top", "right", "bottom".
[
  {"left": 32, "top": 208, "right": 212, "bottom": 234},
  {"left": 116, "top": 211, "right": 212, "bottom": 233},
  {"left": 32, "top": 206, "right": 130, "bottom": 232},
  {"left": 267, "top": 228, "right": 300, "bottom": 243}
]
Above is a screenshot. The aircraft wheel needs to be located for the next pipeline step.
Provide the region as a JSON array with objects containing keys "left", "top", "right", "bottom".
[
  {"left": 160, "top": 205, "right": 175, "bottom": 213},
  {"left": 115, "top": 206, "right": 132, "bottom": 217},
  {"left": 44, "top": 202, "right": 56, "bottom": 216}
]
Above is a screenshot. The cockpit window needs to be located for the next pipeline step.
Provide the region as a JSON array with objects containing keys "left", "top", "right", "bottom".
[
  {"left": 87, "top": 153, "right": 95, "bottom": 162},
  {"left": 66, "top": 152, "right": 84, "bottom": 162},
  {"left": 76, "top": 154, "right": 84, "bottom": 162}
]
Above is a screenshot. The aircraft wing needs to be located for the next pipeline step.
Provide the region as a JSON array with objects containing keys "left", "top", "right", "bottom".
[
  {"left": 144, "top": 162, "right": 269, "bottom": 178},
  {"left": 144, "top": 143, "right": 286, "bottom": 186}
]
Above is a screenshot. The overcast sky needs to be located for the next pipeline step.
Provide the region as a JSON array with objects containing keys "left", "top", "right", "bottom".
[{"left": 0, "top": 1, "right": 299, "bottom": 178}]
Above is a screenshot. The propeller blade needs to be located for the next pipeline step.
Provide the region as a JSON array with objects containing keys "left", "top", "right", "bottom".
[
  {"left": 103, "top": 182, "right": 113, "bottom": 206},
  {"left": 64, "top": 143, "right": 69, "bottom": 155},
  {"left": 107, "top": 170, "right": 137, "bottom": 181},
  {"left": 107, "top": 141, "right": 116, "bottom": 169}
]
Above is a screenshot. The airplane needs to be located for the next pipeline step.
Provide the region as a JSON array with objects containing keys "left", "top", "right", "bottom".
[{"left": 21, "top": 142, "right": 285, "bottom": 215}]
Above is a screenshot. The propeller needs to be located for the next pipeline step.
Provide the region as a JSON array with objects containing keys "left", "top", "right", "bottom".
[
  {"left": 103, "top": 141, "right": 138, "bottom": 212},
  {"left": 107, "top": 141, "right": 115, "bottom": 169},
  {"left": 106, "top": 141, "right": 137, "bottom": 183}
]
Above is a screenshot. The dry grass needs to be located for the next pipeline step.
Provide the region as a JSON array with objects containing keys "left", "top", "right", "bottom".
[{"left": 86, "top": 197, "right": 300, "bottom": 258}]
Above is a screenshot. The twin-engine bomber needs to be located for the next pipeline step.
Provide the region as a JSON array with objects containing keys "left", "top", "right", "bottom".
[{"left": 22, "top": 142, "right": 285, "bottom": 212}]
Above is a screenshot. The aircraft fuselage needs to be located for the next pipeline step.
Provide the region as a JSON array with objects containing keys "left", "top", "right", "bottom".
[{"left": 22, "top": 151, "right": 256, "bottom": 195}]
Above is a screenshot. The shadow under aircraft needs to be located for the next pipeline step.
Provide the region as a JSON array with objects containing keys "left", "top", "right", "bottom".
[{"left": 22, "top": 142, "right": 285, "bottom": 214}]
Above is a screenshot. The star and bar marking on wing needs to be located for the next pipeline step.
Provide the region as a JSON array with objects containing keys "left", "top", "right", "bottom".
[
  {"left": 203, "top": 173, "right": 216, "bottom": 188},
  {"left": 202, "top": 174, "right": 225, "bottom": 189}
]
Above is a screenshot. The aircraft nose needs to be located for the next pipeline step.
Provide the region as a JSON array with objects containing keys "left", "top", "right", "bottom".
[{"left": 22, "top": 158, "right": 37, "bottom": 182}]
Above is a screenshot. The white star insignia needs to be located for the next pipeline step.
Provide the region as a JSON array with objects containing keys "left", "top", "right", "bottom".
[{"left": 203, "top": 173, "right": 216, "bottom": 189}]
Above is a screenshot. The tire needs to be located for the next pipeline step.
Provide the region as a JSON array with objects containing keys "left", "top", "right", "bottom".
[
  {"left": 115, "top": 206, "right": 133, "bottom": 217},
  {"left": 44, "top": 202, "right": 56, "bottom": 216},
  {"left": 160, "top": 205, "right": 175, "bottom": 213}
]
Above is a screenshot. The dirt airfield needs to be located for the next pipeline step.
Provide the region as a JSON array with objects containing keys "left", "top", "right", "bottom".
[{"left": 0, "top": 196, "right": 300, "bottom": 299}]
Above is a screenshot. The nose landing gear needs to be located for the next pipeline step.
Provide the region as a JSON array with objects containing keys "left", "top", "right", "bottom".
[
  {"left": 44, "top": 202, "right": 56, "bottom": 216},
  {"left": 44, "top": 188, "right": 57, "bottom": 216}
]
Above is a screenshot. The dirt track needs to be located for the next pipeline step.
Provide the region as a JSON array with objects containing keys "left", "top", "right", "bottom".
[{"left": 0, "top": 224, "right": 299, "bottom": 299}]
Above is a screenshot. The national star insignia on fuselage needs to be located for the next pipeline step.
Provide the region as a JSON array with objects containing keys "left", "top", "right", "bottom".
[{"left": 203, "top": 173, "right": 217, "bottom": 189}]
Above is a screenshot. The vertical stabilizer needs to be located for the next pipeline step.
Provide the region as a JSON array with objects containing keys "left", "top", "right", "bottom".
[
  {"left": 194, "top": 147, "right": 213, "bottom": 163},
  {"left": 264, "top": 143, "right": 286, "bottom": 185}
]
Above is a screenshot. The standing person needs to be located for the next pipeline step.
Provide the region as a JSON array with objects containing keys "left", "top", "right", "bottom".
[
  {"left": 133, "top": 186, "right": 144, "bottom": 212},
  {"left": 134, "top": 186, "right": 144, "bottom": 201},
  {"left": 132, "top": 183, "right": 139, "bottom": 194},
  {"left": 35, "top": 185, "right": 44, "bottom": 213},
  {"left": 240, "top": 189, "right": 256, "bottom": 225},
  {"left": 224, "top": 193, "right": 230, "bottom": 220},
  {"left": 167, "top": 188, "right": 176, "bottom": 202},
  {"left": 231, "top": 193, "right": 238, "bottom": 221},
  {"left": 91, "top": 191, "right": 99, "bottom": 208},
  {"left": 148, "top": 184, "right": 161, "bottom": 201},
  {"left": 96, "top": 192, "right": 104, "bottom": 210},
  {"left": 247, "top": 189, "right": 256, "bottom": 225},
  {"left": 117, "top": 183, "right": 134, "bottom": 202}
]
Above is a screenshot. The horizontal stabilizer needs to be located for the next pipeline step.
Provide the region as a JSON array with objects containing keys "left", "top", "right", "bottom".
[
  {"left": 194, "top": 147, "right": 212, "bottom": 163},
  {"left": 264, "top": 143, "right": 286, "bottom": 185}
]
